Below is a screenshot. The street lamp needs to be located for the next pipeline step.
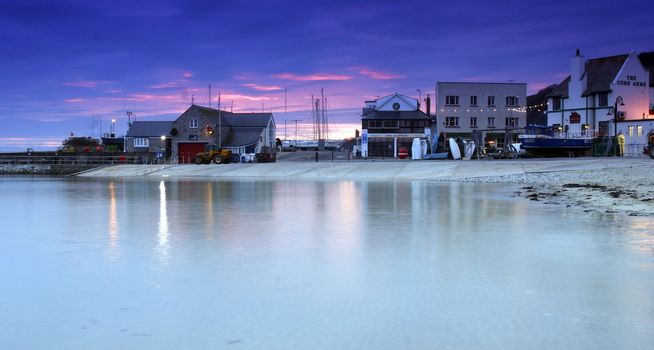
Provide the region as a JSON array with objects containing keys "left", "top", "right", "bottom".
[
  {"left": 606, "top": 96, "right": 625, "bottom": 137},
  {"left": 606, "top": 96, "right": 625, "bottom": 156}
]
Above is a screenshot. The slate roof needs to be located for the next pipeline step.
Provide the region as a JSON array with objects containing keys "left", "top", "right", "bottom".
[
  {"left": 547, "top": 76, "right": 570, "bottom": 98},
  {"left": 222, "top": 129, "right": 263, "bottom": 147},
  {"left": 181, "top": 105, "right": 273, "bottom": 147},
  {"left": 361, "top": 110, "right": 431, "bottom": 120},
  {"left": 126, "top": 121, "right": 173, "bottom": 137},
  {"left": 581, "top": 54, "right": 628, "bottom": 96},
  {"left": 638, "top": 51, "right": 654, "bottom": 87}
]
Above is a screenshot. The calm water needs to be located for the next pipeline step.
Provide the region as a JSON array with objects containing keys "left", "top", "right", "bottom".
[{"left": 0, "top": 177, "right": 653, "bottom": 349}]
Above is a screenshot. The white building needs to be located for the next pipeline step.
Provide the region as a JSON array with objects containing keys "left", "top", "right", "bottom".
[
  {"left": 436, "top": 82, "right": 527, "bottom": 147},
  {"left": 546, "top": 50, "right": 654, "bottom": 154},
  {"left": 361, "top": 93, "right": 432, "bottom": 158}
]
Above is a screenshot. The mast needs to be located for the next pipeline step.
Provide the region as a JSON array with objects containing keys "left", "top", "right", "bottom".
[{"left": 218, "top": 91, "right": 222, "bottom": 148}]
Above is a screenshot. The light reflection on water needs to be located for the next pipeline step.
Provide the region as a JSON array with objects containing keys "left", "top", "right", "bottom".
[{"left": 0, "top": 177, "right": 652, "bottom": 350}]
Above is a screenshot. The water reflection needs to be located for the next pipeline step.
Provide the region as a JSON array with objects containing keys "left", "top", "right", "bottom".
[
  {"left": 157, "top": 180, "right": 169, "bottom": 262},
  {"left": 2, "top": 177, "right": 654, "bottom": 349}
]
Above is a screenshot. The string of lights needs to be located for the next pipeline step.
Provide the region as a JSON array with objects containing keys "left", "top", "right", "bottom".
[{"left": 438, "top": 102, "right": 549, "bottom": 114}]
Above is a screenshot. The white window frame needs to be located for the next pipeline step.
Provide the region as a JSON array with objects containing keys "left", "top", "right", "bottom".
[
  {"left": 445, "top": 96, "right": 459, "bottom": 106},
  {"left": 189, "top": 119, "right": 198, "bottom": 128},
  {"left": 133, "top": 138, "right": 149, "bottom": 148},
  {"left": 506, "top": 96, "right": 519, "bottom": 107},
  {"left": 488, "top": 117, "right": 495, "bottom": 127},
  {"left": 637, "top": 125, "right": 643, "bottom": 137},
  {"left": 470, "top": 96, "right": 478, "bottom": 106},
  {"left": 444, "top": 117, "right": 459, "bottom": 127},
  {"left": 487, "top": 96, "right": 495, "bottom": 107},
  {"left": 505, "top": 117, "right": 519, "bottom": 127},
  {"left": 470, "top": 117, "right": 477, "bottom": 128}
]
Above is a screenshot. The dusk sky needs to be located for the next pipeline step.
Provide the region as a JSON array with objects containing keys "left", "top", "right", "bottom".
[{"left": 1, "top": 0, "right": 653, "bottom": 150}]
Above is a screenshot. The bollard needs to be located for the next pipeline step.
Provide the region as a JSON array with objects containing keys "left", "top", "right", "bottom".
[{"left": 314, "top": 152, "right": 319, "bottom": 162}]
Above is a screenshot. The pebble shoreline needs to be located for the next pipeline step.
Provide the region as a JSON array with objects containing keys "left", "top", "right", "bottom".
[{"left": 456, "top": 164, "right": 654, "bottom": 216}]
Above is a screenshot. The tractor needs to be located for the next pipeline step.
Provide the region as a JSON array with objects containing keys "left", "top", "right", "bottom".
[
  {"left": 648, "top": 131, "right": 654, "bottom": 159},
  {"left": 194, "top": 145, "right": 232, "bottom": 164}
]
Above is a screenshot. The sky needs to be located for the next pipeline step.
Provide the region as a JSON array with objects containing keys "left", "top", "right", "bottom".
[{"left": 1, "top": 0, "right": 653, "bottom": 150}]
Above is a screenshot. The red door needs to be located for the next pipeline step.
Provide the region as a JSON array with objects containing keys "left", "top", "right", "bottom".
[{"left": 178, "top": 143, "right": 207, "bottom": 163}]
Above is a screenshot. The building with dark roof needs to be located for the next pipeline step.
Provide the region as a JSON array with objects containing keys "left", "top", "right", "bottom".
[
  {"left": 170, "top": 105, "right": 275, "bottom": 163},
  {"left": 124, "top": 121, "right": 173, "bottom": 158},
  {"left": 361, "top": 93, "right": 432, "bottom": 158},
  {"left": 546, "top": 50, "right": 654, "bottom": 152}
]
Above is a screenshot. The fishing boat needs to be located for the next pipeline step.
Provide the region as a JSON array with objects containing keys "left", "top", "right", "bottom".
[{"left": 518, "top": 125, "right": 597, "bottom": 156}]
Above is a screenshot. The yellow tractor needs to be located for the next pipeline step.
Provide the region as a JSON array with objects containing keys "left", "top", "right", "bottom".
[
  {"left": 647, "top": 131, "right": 654, "bottom": 159},
  {"left": 194, "top": 145, "right": 232, "bottom": 164}
]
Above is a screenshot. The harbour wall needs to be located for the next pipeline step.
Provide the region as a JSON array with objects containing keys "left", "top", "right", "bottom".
[{"left": 74, "top": 158, "right": 647, "bottom": 181}]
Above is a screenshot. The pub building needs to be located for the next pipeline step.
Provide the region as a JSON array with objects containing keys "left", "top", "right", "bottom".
[{"left": 546, "top": 50, "right": 654, "bottom": 154}]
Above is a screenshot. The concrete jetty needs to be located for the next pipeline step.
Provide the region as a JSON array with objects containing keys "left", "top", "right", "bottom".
[{"left": 75, "top": 158, "right": 651, "bottom": 181}]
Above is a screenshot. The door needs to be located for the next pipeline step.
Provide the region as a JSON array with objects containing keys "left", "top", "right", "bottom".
[{"left": 178, "top": 143, "right": 207, "bottom": 163}]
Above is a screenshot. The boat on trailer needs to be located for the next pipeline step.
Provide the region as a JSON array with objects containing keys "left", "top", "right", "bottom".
[{"left": 518, "top": 125, "right": 597, "bottom": 157}]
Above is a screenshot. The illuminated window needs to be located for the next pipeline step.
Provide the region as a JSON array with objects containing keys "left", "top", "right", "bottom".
[
  {"left": 627, "top": 126, "right": 634, "bottom": 137},
  {"left": 133, "top": 138, "right": 149, "bottom": 148},
  {"left": 637, "top": 125, "right": 643, "bottom": 137}
]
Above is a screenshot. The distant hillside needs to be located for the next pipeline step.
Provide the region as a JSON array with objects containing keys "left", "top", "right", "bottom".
[{"left": 527, "top": 84, "right": 556, "bottom": 126}]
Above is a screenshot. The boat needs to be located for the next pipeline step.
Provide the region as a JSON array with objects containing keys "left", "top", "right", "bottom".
[
  {"left": 448, "top": 138, "right": 462, "bottom": 159},
  {"left": 518, "top": 125, "right": 597, "bottom": 157},
  {"left": 423, "top": 152, "right": 449, "bottom": 160}
]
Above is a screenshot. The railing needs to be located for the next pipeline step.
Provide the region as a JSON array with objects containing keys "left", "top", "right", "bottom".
[{"left": 0, "top": 155, "right": 142, "bottom": 165}]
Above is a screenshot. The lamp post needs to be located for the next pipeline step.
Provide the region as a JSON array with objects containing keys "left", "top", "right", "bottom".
[
  {"left": 606, "top": 96, "right": 625, "bottom": 137},
  {"left": 606, "top": 96, "right": 625, "bottom": 156}
]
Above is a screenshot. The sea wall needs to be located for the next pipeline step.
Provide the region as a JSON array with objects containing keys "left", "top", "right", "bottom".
[
  {"left": 1, "top": 164, "right": 102, "bottom": 175},
  {"left": 74, "top": 158, "right": 646, "bottom": 181}
]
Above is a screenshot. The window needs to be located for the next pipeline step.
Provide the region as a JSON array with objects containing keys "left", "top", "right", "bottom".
[
  {"left": 488, "top": 117, "right": 495, "bottom": 127},
  {"left": 189, "top": 119, "right": 198, "bottom": 128},
  {"left": 637, "top": 125, "right": 643, "bottom": 137},
  {"left": 487, "top": 96, "right": 495, "bottom": 106},
  {"left": 444, "top": 117, "right": 459, "bottom": 127},
  {"left": 627, "top": 125, "right": 634, "bottom": 137},
  {"left": 552, "top": 97, "right": 562, "bottom": 111},
  {"left": 505, "top": 117, "right": 519, "bottom": 127},
  {"left": 470, "top": 96, "right": 478, "bottom": 106},
  {"left": 598, "top": 93, "right": 608, "bottom": 107},
  {"left": 506, "top": 96, "right": 519, "bottom": 106},
  {"left": 445, "top": 96, "right": 459, "bottom": 106},
  {"left": 470, "top": 117, "right": 477, "bottom": 128},
  {"left": 133, "top": 138, "right": 149, "bottom": 148}
]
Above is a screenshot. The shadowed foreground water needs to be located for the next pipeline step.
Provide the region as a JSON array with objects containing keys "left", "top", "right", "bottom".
[{"left": 0, "top": 177, "right": 652, "bottom": 349}]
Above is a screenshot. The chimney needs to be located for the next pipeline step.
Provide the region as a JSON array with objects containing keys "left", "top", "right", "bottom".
[
  {"left": 571, "top": 48, "right": 585, "bottom": 82},
  {"left": 425, "top": 94, "right": 431, "bottom": 116}
]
